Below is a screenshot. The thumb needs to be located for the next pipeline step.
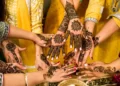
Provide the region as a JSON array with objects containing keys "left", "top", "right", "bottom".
[
  {"left": 13, "top": 63, "right": 26, "bottom": 70},
  {"left": 18, "top": 47, "right": 26, "bottom": 51}
]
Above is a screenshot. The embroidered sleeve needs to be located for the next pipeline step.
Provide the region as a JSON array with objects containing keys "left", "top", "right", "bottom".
[
  {"left": 30, "top": 0, "right": 44, "bottom": 34},
  {"left": 0, "top": 22, "right": 9, "bottom": 42},
  {"left": 85, "top": 0, "right": 105, "bottom": 23}
]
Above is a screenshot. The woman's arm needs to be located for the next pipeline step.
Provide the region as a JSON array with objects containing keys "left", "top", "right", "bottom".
[{"left": 95, "top": 18, "right": 119, "bottom": 43}]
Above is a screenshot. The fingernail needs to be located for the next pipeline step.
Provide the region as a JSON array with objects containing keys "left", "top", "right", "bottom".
[
  {"left": 44, "top": 44, "right": 46, "bottom": 46},
  {"left": 51, "top": 58, "right": 54, "bottom": 60},
  {"left": 70, "top": 45, "right": 72, "bottom": 48},
  {"left": 79, "top": 48, "right": 82, "bottom": 51},
  {"left": 63, "top": 39, "right": 66, "bottom": 42},
  {"left": 56, "top": 57, "right": 58, "bottom": 59},
  {"left": 74, "top": 49, "right": 77, "bottom": 52},
  {"left": 47, "top": 56, "right": 49, "bottom": 58},
  {"left": 63, "top": 53, "right": 65, "bottom": 56}
]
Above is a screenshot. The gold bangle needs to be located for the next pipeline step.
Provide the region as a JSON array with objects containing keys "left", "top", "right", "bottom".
[{"left": 25, "top": 73, "right": 28, "bottom": 86}]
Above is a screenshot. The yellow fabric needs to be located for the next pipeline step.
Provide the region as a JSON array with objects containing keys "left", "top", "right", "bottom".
[
  {"left": 85, "top": 0, "right": 105, "bottom": 22},
  {"left": 44, "top": 0, "right": 88, "bottom": 63},
  {"left": 6, "top": 0, "right": 43, "bottom": 72},
  {"left": 31, "top": 0, "right": 43, "bottom": 34},
  {"left": 86, "top": 0, "right": 120, "bottom": 63}
]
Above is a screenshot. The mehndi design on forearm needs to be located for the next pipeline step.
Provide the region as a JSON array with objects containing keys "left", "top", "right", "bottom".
[
  {"left": 0, "top": 60, "right": 23, "bottom": 74},
  {"left": 65, "top": 1, "right": 78, "bottom": 20},
  {"left": 6, "top": 42, "right": 19, "bottom": 63},
  {"left": 58, "top": 15, "right": 69, "bottom": 33},
  {"left": 40, "top": 54, "right": 50, "bottom": 66}
]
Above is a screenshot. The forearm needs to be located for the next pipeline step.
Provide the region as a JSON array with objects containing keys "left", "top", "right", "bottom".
[
  {"left": 105, "top": 58, "right": 120, "bottom": 71},
  {"left": 96, "top": 18, "right": 119, "bottom": 43},
  {"left": 85, "top": 21, "right": 96, "bottom": 33},
  {"left": 8, "top": 25, "right": 37, "bottom": 42},
  {"left": 4, "top": 71, "right": 45, "bottom": 86}
]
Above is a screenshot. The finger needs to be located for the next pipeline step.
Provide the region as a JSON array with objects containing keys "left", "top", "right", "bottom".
[
  {"left": 82, "top": 51, "right": 90, "bottom": 65},
  {"left": 70, "top": 33, "right": 74, "bottom": 48},
  {"left": 51, "top": 47, "right": 57, "bottom": 60},
  {"left": 56, "top": 47, "right": 60, "bottom": 59},
  {"left": 13, "top": 63, "right": 26, "bottom": 70},
  {"left": 78, "top": 35, "right": 82, "bottom": 50},
  {"left": 15, "top": 50, "right": 22, "bottom": 63},
  {"left": 78, "top": 51, "right": 84, "bottom": 62},
  {"left": 89, "top": 47, "right": 94, "bottom": 60},
  {"left": 64, "top": 30, "right": 70, "bottom": 40},
  {"left": 74, "top": 35, "right": 78, "bottom": 52},
  {"left": 18, "top": 47, "right": 26, "bottom": 51},
  {"left": 62, "top": 45, "right": 65, "bottom": 56},
  {"left": 8, "top": 53, "right": 16, "bottom": 63},
  {"left": 47, "top": 46, "right": 54, "bottom": 58}
]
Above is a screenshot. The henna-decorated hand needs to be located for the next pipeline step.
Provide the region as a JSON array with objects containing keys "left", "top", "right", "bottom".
[
  {"left": 0, "top": 60, "right": 25, "bottom": 74},
  {"left": 65, "top": 19, "right": 83, "bottom": 52},
  {"left": 47, "top": 14, "right": 70, "bottom": 60},
  {"left": 2, "top": 40, "right": 26, "bottom": 64},
  {"left": 77, "top": 29, "right": 95, "bottom": 66},
  {"left": 47, "top": 31, "right": 66, "bottom": 60},
  {"left": 36, "top": 54, "right": 50, "bottom": 70},
  {"left": 44, "top": 65, "right": 77, "bottom": 82}
]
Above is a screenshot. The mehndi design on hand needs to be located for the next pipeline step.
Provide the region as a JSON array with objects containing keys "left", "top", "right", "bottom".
[
  {"left": 93, "top": 66, "right": 116, "bottom": 74},
  {"left": 46, "top": 66, "right": 60, "bottom": 78},
  {"left": 40, "top": 54, "right": 50, "bottom": 66},
  {"left": 38, "top": 34, "right": 51, "bottom": 45},
  {"left": 47, "top": 15, "right": 69, "bottom": 60},
  {"left": 93, "top": 37, "right": 99, "bottom": 47},
  {"left": 0, "top": 60, "right": 23, "bottom": 74},
  {"left": 6, "top": 42, "right": 19, "bottom": 63}
]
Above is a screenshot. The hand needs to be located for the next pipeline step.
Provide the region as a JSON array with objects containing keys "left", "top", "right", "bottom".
[
  {"left": 2, "top": 40, "right": 26, "bottom": 64},
  {"left": 47, "top": 31, "right": 66, "bottom": 60},
  {"left": 0, "top": 60, "right": 26, "bottom": 74},
  {"left": 35, "top": 44, "right": 49, "bottom": 70},
  {"left": 36, "top": 54, "right": 49, "bottom": 70},
  {"left": 77, "top": 29, "right": 94, "bottom": 65},
  {"left": 34, "top": 34, "right": 52, "bottom": 47},
  {"left": 44, "top": 66, "right": 77, "bottom": 82},
  {"left": 65, "top": 18, "right": 83, "bottom": 52}
]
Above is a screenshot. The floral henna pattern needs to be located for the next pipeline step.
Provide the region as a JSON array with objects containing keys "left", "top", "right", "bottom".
[
  {"left": 6, "top": 42, "right": 19, "bottom": 63},
  {"left": 65, "top": 1, "right": 78, "bottom": 20},
  {"left": 0, "top": 60, "right": 23, "bottom": 74},
  {"left": 54, "top": 34, "right": 64, "bottom": 43},
  {"left": 71, "top": 20, "right": 81, "bottom": 31}
]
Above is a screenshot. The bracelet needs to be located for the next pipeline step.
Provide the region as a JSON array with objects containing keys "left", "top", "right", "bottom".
[
  {"left": 0, "top": 73, "right": 3, "bottom": 86},
  {"left": 25, "top": 73, "right": 28, "bottom": 86},
  {"left": 85, "top": 17, "right": 98, "bottom": 23}
]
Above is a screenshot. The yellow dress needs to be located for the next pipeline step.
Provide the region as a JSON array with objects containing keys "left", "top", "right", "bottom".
[
  {"left": 6, "top": 0, "right": 43, "bottom": 72},
  {"left": 44, "top": 0, "right": 88, "bottom": 63},
  {"left": 85, "top": 0, "right": 120, "bottom": 63}
]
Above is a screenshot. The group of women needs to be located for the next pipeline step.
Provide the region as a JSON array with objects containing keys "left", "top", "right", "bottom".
[{"left": 0, "top": 0, "right": 120, "bottom": 86}]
